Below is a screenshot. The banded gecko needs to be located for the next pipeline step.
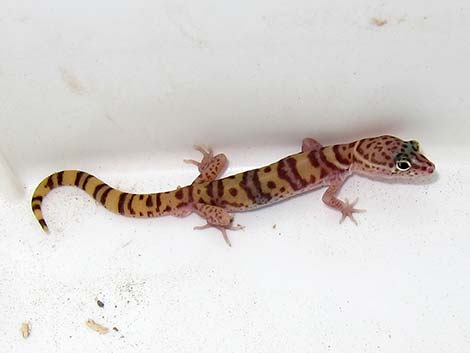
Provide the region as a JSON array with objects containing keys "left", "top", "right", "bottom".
[{"left": 32, "top": 135, "right": 435, "bottom": 246}]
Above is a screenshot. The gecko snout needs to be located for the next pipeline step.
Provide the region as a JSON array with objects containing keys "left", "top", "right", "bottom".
[{"left": 426, "top": 162, "right": 436, "bottom": 174}]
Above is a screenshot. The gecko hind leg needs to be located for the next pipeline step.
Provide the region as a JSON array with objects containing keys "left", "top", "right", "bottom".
[
  {"left": 192, "top": 203, "right": 244, "bottom": 247},
  {"left": 302, "top": 138, "right": 323, "bottom": 152},
  {"left": 193, "top": 223, "right": 243, "bottom": 247},
  {"left": 184, "top": 145, "right": 228, "bottom": 183}
]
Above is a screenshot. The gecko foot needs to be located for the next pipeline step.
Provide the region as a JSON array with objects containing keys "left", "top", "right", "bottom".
[
  {"left": 193, "top": 222, "right": 244, "bottom": 247},
  {"left": 339, "top": 198, "right": 366, "bottom": 225},
  {"left": 184, "top": 145, "right": 213, "bottom": 173}
]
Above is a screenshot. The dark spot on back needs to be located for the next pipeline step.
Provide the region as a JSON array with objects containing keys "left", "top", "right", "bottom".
[{"left": 175, "top": 188, "right": 183, "bottom": 199}]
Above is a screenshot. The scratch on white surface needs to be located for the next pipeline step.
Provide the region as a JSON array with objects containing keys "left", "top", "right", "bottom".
[
  {"left": 0, "top": 149, "right": 24, "bottom": 199},
  {"left": 121, "top": 239, "right": 133, "bottom": 248},
  {"left": 104, "top": 113, "right": 125, "bottom": 132},
  {"left": 163, "top": 5, "right": 207, "bottom": 48}
]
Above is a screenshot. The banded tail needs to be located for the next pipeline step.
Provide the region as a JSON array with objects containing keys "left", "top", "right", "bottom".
[{"left": 31, "top": 170, "right": 188, "bottom": 232}]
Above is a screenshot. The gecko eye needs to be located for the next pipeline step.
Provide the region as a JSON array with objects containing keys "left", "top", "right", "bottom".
[{"left": 396, "top": 160, "right": 412, "bottom": 171}]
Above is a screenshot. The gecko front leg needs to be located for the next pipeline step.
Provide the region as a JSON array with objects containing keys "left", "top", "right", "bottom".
[
  {"left": 322, "top": 177, "right": 366, "bottom": 225},
  {"left": 185, "top": 146, "right": 244, "bottom": 245},
  {"left": 184, "top": 145, "right": 228, "bottom": 183},
  {"left": 192, "top": 203, "right": 243, "bottom": 247}
]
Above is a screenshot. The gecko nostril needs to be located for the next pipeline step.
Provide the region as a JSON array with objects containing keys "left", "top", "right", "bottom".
[{"left": 427, "top": 164, "right": 435, "bottom": 173}]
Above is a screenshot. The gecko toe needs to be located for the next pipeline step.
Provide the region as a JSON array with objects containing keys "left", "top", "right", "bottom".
[
  {"left": 350, "top": 214, "right": 358, "bottom": 225},
  {"left": 339, "top": 197, "right": 365, "bottom": 225},
  {"left": 220, "top": 228, "right": 232, "bottom": 247}
]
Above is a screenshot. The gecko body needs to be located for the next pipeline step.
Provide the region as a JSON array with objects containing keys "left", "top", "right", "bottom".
[{"left": 32, "top": 135, "right": 435, "bottom": 245}]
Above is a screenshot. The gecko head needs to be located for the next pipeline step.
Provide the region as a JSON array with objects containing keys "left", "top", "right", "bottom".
[{"left": 352, "top": 135, "right": 435, "bottom": 180}]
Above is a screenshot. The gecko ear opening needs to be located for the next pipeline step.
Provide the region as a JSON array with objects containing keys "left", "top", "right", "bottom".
[{"left": 410, "top": 140, "right": 420, "bottom": 152}]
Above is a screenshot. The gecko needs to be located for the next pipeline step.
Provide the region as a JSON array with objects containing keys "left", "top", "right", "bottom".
[{"left": 31, "top": 135, "right": 435, "bottom": 246}]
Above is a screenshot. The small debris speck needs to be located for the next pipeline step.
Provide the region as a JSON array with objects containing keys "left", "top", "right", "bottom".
[
  {"left": 113, "top": 327, "right": 119, "bottom": 332},
  {"left": 97, "top": 300, "right": 104, "bottom": 308},
  {"left": 371, "top": 17, "right": 387, "bottom": 26},
  {"left": 21, "top": 322, "right": 31, "bottom": 339},
  {"left": 86, "top": 319, "right": 109, "bottom": 334},
  {"left": 272, "top": 224, "right": 276, "bottom": 229}
]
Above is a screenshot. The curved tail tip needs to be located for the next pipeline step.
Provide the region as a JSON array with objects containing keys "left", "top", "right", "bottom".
[{"left": 38, "top": 219, "right": 49, "bottom": 233}]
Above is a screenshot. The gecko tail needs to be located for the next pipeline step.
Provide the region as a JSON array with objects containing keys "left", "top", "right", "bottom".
[
  {"left": 31, "top": 195, "right": 49, "bottom": 232},
  {"left": 31, "top": 170, "right": 113, "bottom": 232},
  {"left": 31, "top": 170, "right": 178, "bottom": 232}
]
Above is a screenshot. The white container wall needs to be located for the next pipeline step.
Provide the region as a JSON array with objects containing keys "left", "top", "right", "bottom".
[{"left": 1, "top": 1, "right": 469, "bottom": 352}]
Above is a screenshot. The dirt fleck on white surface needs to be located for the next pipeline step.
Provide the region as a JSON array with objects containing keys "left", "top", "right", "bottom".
[
  {"left": 21, "top": 322, "right": 31, "bottom": 339},
  {"left": 59, "top": 67, "right": 85, "bottom": 95},
  {"left": 86, "top": 319, "right": 108, "bottom": 334},
  {"left": 371, "top": 17, "right": 387, "bottom": 26}
]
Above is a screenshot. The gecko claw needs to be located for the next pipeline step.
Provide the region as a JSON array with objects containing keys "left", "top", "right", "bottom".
[
  {"left": 183, "top": 159, "right": 200, "bottom": 166},
  {"left": 230, "top": 223, "right": 245, "bottom": 231},
  {"left": 193, "top": 145, "right": 213, "bottom": 158}
]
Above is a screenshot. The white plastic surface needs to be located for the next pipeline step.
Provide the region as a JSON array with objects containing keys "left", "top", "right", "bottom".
[{"left": 1, "top": 1, "right": 470, "bottom": 352}]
